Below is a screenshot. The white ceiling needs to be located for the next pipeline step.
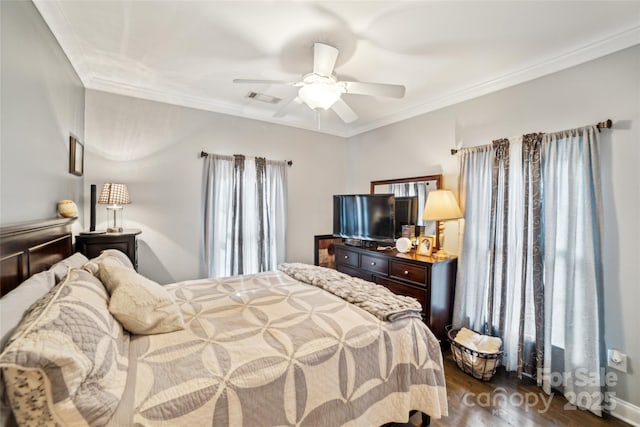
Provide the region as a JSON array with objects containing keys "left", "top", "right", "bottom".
[{"left": 34, "top": 1, "right": 640, "bottom": 138}]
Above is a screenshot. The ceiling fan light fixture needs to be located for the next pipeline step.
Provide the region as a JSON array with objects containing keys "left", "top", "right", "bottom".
[
  {"left": 298, "top": 84, "right": 342, "bottom": 110},
  {"left": 233, "top": 43, "right": 404, "bottom": 122}
]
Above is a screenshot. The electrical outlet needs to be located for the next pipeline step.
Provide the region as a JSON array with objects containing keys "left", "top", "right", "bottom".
[{"left": 607, "top": 349, "right": 628, "bottom": 373}]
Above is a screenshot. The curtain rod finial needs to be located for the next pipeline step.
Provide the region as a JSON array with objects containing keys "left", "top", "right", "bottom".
[
  {"left": 451, "top": 149, "right": 458, "bottom": 156},
  {"left": 597, "top": 119, "right": 612, "bottom": 130}
]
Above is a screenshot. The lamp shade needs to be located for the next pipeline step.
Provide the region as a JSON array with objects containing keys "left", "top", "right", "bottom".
[
  {"left": 98, "top": 183, "right": 130, "bottom": 205},
  {"left": 422, "top": 190, "right": 462, "bottom": 221}
]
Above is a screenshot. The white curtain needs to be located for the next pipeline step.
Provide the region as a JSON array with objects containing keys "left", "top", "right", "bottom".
[
  {"left": 541, "top": 126, "right": 604, "bottom": 415},
  {"left": 453, "top": 145, "right": 493, "bottom": 331},
  {"left": 265, "top": 160, "right": 287, "bottom": 269},
  {"left": 203, "top": 154, "right": 287, "bottom": 278},
  {"left": 454, "top": 125, "right": 604, "bottom": 415}
]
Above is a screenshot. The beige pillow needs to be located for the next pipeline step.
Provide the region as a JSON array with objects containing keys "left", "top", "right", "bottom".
[{"left": 98, "top": 259, "right": 184, "bottom": 334}]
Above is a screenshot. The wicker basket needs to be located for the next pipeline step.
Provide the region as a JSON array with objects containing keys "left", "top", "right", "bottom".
[{"left": 446, "top": 325, "right": 503, "bottom": 381}]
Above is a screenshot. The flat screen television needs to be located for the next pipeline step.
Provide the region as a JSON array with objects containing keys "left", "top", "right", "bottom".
[
  {"left": 333, "top": 194, "right": 395, "bottom": 243},
  {"left": 394, "top": 196, "right": 418, "bottom": 238}
]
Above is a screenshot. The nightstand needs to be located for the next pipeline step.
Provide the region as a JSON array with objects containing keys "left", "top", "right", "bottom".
[{"left": 75, "top": 229, "right": 141, "bottom": 270}]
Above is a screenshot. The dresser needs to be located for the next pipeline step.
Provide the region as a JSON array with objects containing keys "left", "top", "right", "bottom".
[
  {"left": 334, "top": 243, "right": 457, "bottom": 341},
  {"left": 75, "top": 229, "right": 141, "bottom": 270}
]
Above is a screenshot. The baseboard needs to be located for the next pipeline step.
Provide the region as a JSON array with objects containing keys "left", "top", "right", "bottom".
[{"left": 609, "top": 396, "right": 640, "bottom": 426}]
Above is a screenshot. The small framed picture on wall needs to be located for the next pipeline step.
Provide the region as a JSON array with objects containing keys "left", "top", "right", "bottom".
[
  {"left": 69, "top": 135, "right": 83, "bottom": 176},
  {"left": 416, "top": 235, "right": 435, "bottom": 256}
]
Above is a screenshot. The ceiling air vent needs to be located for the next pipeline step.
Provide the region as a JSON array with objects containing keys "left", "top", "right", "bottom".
[{"left": 246, "top": 91, "right": 281, "bottom": 104}]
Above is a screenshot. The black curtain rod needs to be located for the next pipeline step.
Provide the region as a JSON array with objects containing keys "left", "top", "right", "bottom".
[
  {"left": 200, "top": 151, "right": 293, "bottom": 166},
  {"left": 450, "top": 119, "right": 613, "bottom": 156}
]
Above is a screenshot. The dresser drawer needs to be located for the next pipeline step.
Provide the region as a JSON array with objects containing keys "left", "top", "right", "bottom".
[
  {"left": 338, "top": 264, "right": 373, "bottom": 282},
  {"left": 360, "top": 253, "right": 388, "bottom": 275},
  {"left": 335, "top": 246, "right": 359, "bottom": 268},
  {"left": 390, "top": 260, "right": 426, "bottom": 286},
  {"left": 374, "top": 276, "right": 426, "bottom": 315}
]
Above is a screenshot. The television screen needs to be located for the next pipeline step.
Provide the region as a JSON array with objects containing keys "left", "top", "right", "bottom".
[{"left": 333, "top": 194, "right": 395, "bottom": 243}]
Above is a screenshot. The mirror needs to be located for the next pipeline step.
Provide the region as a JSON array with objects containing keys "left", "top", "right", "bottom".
[{"left": 370, "top": 174, "right": 442, "bottom": 243}]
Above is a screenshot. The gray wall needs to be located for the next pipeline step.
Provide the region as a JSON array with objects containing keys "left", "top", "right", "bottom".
[
  {"left": 84, "top": 89, "right": 348, "bottom": 284},
  {"left": 347, "top": 45, "right": 640, "bottom": 413},
  {"left": 0, "top": 1, "right": 85, "bottom": 227}
]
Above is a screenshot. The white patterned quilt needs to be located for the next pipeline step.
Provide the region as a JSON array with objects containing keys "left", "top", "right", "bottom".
[{"left": 107, "top": 267, "right": 447, "bottom": 426}]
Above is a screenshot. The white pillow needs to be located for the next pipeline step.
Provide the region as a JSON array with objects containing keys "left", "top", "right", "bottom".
[
  {"left": 0, "top": 270, "right": 55, "bottom": 427},
  {"left": 49, "top": 252, "right": 89, "bottom": 282},
  {"left": 0, "top": 270, "right": 55, "bottom": 350},
  {"left": 83, "top": 248, "right": 134, "bottom": 275},
  {"left": 97, "top": 259, "right": 184, "bottom": 335},
  {"left": 0, "top": 269, "right": 129, "bottom": 427}
]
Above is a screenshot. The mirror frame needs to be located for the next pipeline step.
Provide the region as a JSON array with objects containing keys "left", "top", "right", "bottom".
[
  {"left": 370, "top": 174, "right": 443, "bottom": 248},
  {"left": 370, "top": 174, "right": 442, "bottom": 194}
]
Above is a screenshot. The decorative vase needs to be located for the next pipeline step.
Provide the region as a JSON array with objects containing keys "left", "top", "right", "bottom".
[{"left": 57, "top": 200, "right": 78, "bottom": 218}]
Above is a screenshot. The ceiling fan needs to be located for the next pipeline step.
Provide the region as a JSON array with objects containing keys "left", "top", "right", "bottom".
[{"left": 233, "top": 43, "right": 406, "bottom": 123}]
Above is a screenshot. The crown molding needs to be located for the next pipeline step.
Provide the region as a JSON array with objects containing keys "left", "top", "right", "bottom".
[
  {"left": 90, "top": 25, "right": 640, "bottom": 139},
  {"left": 87, "top": 77, "right": 351, "bottom": 138},
  {"left": 33, "top": 0, "right": 93, "bottom": 86},
  {"left": 34, "top": 0, "right": 639, "bottom": 139},
  {"left": 345, "top": 25, "right": 640, "bottom": 138}
]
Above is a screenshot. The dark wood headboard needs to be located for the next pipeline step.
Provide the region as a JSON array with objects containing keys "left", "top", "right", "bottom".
[{"left": 0, "top": 218, "right": 75, "bottom": 297}]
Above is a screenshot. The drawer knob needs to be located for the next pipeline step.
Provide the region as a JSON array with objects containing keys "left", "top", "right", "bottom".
[
  {"left": 370, "top": 261, "right": 376, "bottom": 266},
  {"left": 404, "top": 270, "right": 409, "bottom": 275},
  {"left": 344, "top": 255, "right": 349, "bottom": 259}
]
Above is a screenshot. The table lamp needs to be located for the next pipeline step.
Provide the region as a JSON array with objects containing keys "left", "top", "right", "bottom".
[
  {"left": 422, "top": 189, "right": 463, "bottom": 259},
  {"left": 98, "top": 183, "right": 130, "bottom": 232}
]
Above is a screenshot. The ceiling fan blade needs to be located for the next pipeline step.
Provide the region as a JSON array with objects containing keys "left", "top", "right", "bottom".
[
  {"left": 313, "top": 43, "right": 339, "bottom": 77},
  {"left": 331, "top": 98, "right": 358, "bottom": 123},
  {"left": 233, "top": 78, "right": 297, "bottom": 85},
  {"left": 342, "top": 81, "right": 406, "bottom": 98},
  {"left": 273, "top": 96, "right": 302, "bottom": 118}
]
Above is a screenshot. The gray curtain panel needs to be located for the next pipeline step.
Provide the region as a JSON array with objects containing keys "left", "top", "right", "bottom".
[
  {"left": 487, "top": 138, "right": 510, "bottom": 339},
  {"left": 520, "top": 133, "right": 544, "bottom": 382}
]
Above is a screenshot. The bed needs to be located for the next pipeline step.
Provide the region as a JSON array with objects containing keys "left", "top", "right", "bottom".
[{"left": 0, "top": 219, "right": 447, "bottom": 426}]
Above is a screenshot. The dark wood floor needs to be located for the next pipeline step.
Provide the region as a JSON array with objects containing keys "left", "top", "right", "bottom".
[{"left": 408, "top": 349, "right": 630, "bottom": 427}]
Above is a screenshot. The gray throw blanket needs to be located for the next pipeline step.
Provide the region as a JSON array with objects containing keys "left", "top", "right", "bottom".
[{"left": 278, "top": 263, "right": 423, "bottom": 321}]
